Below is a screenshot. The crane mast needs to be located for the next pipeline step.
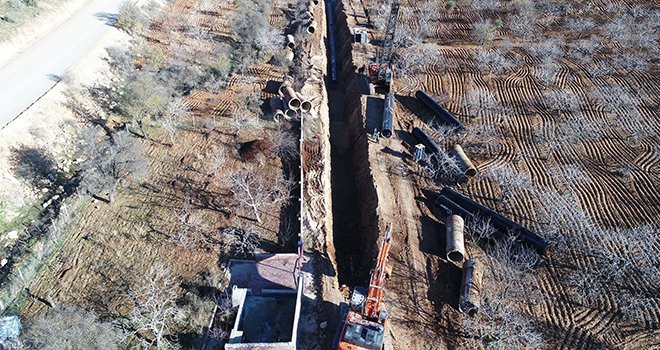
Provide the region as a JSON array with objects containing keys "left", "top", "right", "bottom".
[{"left": 369, "top": 0, "right": 400, "bottom": 89}]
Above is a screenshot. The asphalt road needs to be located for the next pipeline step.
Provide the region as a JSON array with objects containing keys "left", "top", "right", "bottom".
[{"left": 0, "top": 0, "right": 125, "bottom": 129}]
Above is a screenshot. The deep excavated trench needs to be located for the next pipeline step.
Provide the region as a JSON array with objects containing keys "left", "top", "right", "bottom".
[{"left": 326, "top": 0, "right": 379, "bottom": 287}]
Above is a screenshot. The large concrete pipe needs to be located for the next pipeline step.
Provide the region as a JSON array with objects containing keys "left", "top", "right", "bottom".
[
  {"left": 285, "top": 49, "right": 294, "bottom": 63},
  {"left": 451, "top": 144, "right": 477, "bottom": 176},
  {"left": 440, "top": 187, "right": 549, "bottom": 254},
  {"left": 305, "top": 11, "right": 314, "bottom": 21},
  {"left": 269, "top": 97, "right": 285, "bottom": 123},
  {"left": 306, "top": 20, "right": 317, "bottom": 34},
  {"left": 285, "top": 109, "right": 298, "bottom": 120},
  {"left": 301, "top": 100, "right": 312, "bottom": 113},
  {"left": 415, "top": 90, "right": 465, "bottom": 130},
  {"left": 412, "top": 127, "right": 440, "bottom": 155},
  {"left": 282, "top": 85, "right": 301, "bottom": 110},
  {"left": 459, "top": 259, "right": 484, "bottom": 316},
  {"left": 286, "top": 34, "right": 295, "bottom": 49},
  {"left": 381, "top": 92, "right": 395, "bottom": 138},
  {"left": 446, "top": 215, "right": 465, "bottom": 263}
]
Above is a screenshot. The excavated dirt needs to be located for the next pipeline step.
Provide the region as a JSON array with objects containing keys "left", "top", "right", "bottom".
[{"left": 326, "top": 0, "right": 660, "bottom": 349}]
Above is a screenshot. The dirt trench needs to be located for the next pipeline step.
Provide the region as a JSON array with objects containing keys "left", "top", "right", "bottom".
[{"left": 326, "top": 0, "right": 380, "bottom": 290}]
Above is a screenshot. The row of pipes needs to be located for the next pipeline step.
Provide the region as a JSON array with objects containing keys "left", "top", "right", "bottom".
[{"left": 271, "top": 0, "right": 319, "bottom": 122}]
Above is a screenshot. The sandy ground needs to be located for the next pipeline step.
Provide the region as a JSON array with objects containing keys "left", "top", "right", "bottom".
[{"left": 0, "top": 3, "right": 131, "bottom": 236}]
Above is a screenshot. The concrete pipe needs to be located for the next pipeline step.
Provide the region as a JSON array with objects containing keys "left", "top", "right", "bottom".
[
  {"left": 306, "top": 20, "right": 317, "bottom": 34},
  {"left": 285, "top": 49, "right": 294, "bottom": 63},
  {"left": 269, "top": 97, "right": 285, "bottom": 123},
  {"left": 451, "top": 144, "right": 477, "bottom": 177},
  {"left": 301, "top": 100, "right": 312, "bottom": 113},
  {"left": 282, "top": 85, "right": 301, "bottom": 110},
  {"left": 381, "top": 91, "right": 395, "bottom": 138},
  {"left": 305, "top": 11, "right": 314, "bottom": 21},
  {"left": 446, "top": 215, "right": 466, "bottom": 263},
  {"left": 459, "top": 259, "right": 484, "bottom": 316},
  {"left": 440, "top": 187, "right": 549, "bottom": 254},
  {"left": 285, "top": 108, "right": 298, "bottom": 120},
  {"left": 286, "top": 34, "right": 295, "bottom": 49}
]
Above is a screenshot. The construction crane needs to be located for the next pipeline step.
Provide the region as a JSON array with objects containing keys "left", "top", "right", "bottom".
[
  {"left": 368, "top": 1, "right": 401, "bottom": 90},
  {"left": 337, "top": 224, "right": 393, "bottom": 350}
]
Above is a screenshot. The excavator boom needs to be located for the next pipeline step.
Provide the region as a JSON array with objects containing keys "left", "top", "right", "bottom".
[{"left": 364, "top": 224, "right": 392, "bottom": 318}]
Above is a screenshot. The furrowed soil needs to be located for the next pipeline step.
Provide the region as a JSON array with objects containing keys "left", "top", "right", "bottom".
[{"left": 327, "top": 0, "right": 659, "bottom": 349}]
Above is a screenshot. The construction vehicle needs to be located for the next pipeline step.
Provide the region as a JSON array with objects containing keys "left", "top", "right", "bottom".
[
  {"left": 337, "top": 224, "right": 392, "bottom": 350},
  {"left": 368, "top": 1, "right": 401, "bottom": 90}
]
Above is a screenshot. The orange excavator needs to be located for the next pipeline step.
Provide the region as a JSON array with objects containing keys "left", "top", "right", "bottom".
[{"left": 337, "top": 224, "right": 392, "bottom": 350}]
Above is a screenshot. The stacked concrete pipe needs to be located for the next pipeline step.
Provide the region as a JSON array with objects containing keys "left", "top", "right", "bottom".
[
  {"left": 286, "top": 34, "right": 296, "bottom": 50},
  {"left": 306, "top": 20, "right": 317, "bottom": 34},
  {"left": 300, "top": 100, "right": 312, "bottom": 113},
  {"left": 281, "top": 84, "right": 301, "bottom": 110},
  {"left": 269, "top": 97, "right": 285, "bottom": 123}
]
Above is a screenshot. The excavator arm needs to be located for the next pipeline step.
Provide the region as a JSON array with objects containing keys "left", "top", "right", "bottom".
[{"left": 364, "top": 223, "right": 392, "bottom": 319}]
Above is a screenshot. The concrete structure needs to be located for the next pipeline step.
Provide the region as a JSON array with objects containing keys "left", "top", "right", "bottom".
[{"left": 224, "top": 254, "right": 305, "bottom": 350}]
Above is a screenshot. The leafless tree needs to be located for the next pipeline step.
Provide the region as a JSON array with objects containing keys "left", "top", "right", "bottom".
[
  {"left": 23, "top": 306, "right": 124, "bottom": 350},
  {"left": 544, "top": 89, "right": 580, "bottom": 115},
  {"left": 421, "top": 151, "right": 462, "bottom": 183},
  {"left": 472, "top": 19, "right": 496, "bottom": 44},
  {"left": 534, "top": 59, "right": 559, "bottom": 87},
  {"left": 127, "top": 264, "right": 182, "bottom": 350},
  {"left": 462, "top": 87, "right": 500, "bottom": 117},
  {"left": 533, "top": 121, "right": 578, "bottom": 160},
  {"left": 221, "top": 226, "right": 260, "bottom": 257},
  {"left": 272, "top": 127, "right": 298, "bottom": 160},
  {"left": 486, "top": 164, "right": 532, "bottom": 204},
  {"left": 116, "top": 1, "right": 148, "bottom": 35},
  {"left": 465, "top": 216, "right": 496, "bottom": 242},
  {"left": 79, "top": 128, "right": 149, "bottom": 203},
  {"left": 474, "top": 48, "right": 510, "bottom": 77},
  {"left": 226, "top": 167, "right": 291, "bottom": 223},
  {"left": 170, "top": 204, "right": 210, "bottom": 249}
]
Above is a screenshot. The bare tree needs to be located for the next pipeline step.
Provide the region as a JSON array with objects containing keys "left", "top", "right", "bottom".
[
  {"left": 23, "top": 306, "right": 124, "bottom": 350},
  {"left": 462, "top": 87, "right": 500, "bottom": 117},
  {"left": 486, "top": 164, "right": 532, "bottom": 204},
  {"left": 226, "top": 167, "right": 291, "bottom": 222},
  {"left": 421, "top": 151, "right": 462, "bottom": 183},
  {"left": 79, "top": 128, "right": 149, "bottom": 203},
  {"left": 544, "top": 89, "right": 580, "bottom": 115},
  {"left": 272, "top": 127, "right": 298, "bottom": 160},
  {"left": 221, "top": 226, "right": 260, "bottom": 257},
  {"left": 127, "top": 264, "right": 181, "bottom": 349},
  {"left": 472, "top": 20, "right": 496, "bottom": 44}
]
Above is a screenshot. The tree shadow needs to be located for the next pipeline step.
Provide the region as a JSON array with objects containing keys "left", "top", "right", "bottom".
[{"left": 9, "top": 146, "right": 60, "bottom": 189}]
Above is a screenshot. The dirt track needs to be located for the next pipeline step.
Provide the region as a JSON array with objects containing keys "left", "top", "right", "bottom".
[{"left": 327, "top": 0, "right": 659, "bottom": 349}]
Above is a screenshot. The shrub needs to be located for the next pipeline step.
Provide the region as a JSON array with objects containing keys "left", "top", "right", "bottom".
[
  {"left": 116, "top": 1, "right": 147, "bottom": 35},
  {"left": 472, "top": 20, "right": 496, "bottom": 44}
]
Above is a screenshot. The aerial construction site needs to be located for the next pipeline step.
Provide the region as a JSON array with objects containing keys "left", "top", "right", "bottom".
[{"left": 0, "top": 0, "right": 657, "bottom": 349}]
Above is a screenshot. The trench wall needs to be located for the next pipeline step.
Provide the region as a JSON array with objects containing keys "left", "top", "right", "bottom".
[{"left": 332, "top": 0, "right": 381, "bottom": 264}]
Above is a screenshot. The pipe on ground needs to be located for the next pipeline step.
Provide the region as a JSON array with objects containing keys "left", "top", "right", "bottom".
[
  {"left": 285, "top": 108, "right": 298, "bottom": 120},
  {"left": 433, "top": 195, "right": 474, "bottom": 222},
  {"left": 451, "top": 144, "right": 477, "bottom": 176},
  {"left": 269, "top": 97, "right": 285, "bottom": 123},
  {"left": 446, "top": 215, "right": 465, "bottom": 263},
  {"left": 459, "top": 259, "right": 484, "bottom": 316},
  {"left": 412, "top": 127, "right": 440, "bottom": 155},
  {"left": 306, "top": 20, "right": 317, "bottom": 34},
  {"left": 282, "top": 85, "right": 301, "bottom": 110},
  {"left": 440, "top": 187, "right": 549, "bottom": 254},
  {"left": 301, "top": 100, "right": 312, "bottom": 113},
  {"left": 415, "top": 90, "right": 465, "bottom": 130},
  {"left": 381, "top": 92, "right": 395, "bottom": 138},
  {"left": 286, "top": 34, "right": 295, "bottom": 49},
  {"left": 305, "top": 11, "right": 314, "bottom": 21}
]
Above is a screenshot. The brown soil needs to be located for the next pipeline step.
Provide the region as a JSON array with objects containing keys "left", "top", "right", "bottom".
[{"left": 327, "top": 0, "right": 659, "bottom": 349}]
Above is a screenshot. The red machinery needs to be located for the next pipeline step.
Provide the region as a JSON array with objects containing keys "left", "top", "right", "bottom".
[
  {"left": 368, "top": 1, "right": 400, "bottom": 89},
  {"left": 337, "top": 224, "right": 392, "bottom": 350}
]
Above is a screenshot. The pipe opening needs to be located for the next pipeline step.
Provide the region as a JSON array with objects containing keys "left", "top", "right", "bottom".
[
  {"left": 301, "top": 101, "right": 312, "bottom": 113},
  {"left": 285, "top": 109, "right": 298, "bottom": 119},
  {"left": 381, "top": 129, "right": 392, "bottom": 138},
  {"left": 447, "top": 251, "right": 464, "bottom": 263},
  {"left": 288, "top": 98, "right": 301, "bottom": 110}
]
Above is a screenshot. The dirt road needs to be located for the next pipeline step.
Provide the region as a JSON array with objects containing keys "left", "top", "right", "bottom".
[{"left": 0, "top": 0, "right": 125, "bottom": 129}]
